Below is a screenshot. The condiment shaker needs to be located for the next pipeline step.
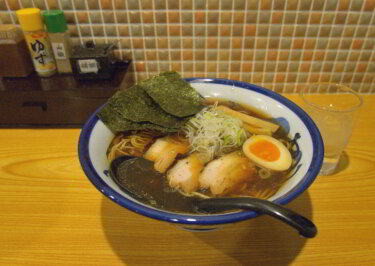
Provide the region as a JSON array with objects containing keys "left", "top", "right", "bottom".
[
  {"left": 43, "top": 10, "right": 73, "bottom": 74},
  {"left": 16, "top": 8, "right": 57, "bottom": 77}
]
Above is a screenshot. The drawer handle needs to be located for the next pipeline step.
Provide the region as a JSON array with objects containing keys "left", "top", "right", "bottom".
[{"left": 21, "top": 101, "right": 48, "bottom": 112}]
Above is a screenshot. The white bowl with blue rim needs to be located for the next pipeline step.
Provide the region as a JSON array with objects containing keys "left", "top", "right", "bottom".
[{"left": 78, "top": 78, "right": 324, "bottom": 231}]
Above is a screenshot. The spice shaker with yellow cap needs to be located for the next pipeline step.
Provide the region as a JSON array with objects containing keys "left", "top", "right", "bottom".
[{"left": 16, "top": 8, "right": 56, "bottom": 77}]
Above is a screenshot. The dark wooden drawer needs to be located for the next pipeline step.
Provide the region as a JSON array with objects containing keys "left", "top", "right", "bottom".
[
  {"left": 0, "top": 63, "right": 133, "bottom": 127},
  {"left": 0, "top": 90, "right": 110, "bottom": 126}
]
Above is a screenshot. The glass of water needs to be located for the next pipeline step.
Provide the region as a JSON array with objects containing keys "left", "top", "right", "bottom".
[{"left": 300, "top": 83, "right": 363, "bottom": 175}]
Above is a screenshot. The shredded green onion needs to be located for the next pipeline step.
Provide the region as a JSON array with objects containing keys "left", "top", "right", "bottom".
[{"left": 182, "top": 104, "right": 248, "bottom": 163}]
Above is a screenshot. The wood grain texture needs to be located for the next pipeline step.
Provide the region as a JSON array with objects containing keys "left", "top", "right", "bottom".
[{"left": 1, "top": 94, "right": 375, "bottom": 266}]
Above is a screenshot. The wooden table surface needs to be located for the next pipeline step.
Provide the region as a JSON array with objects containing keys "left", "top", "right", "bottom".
[{"left": 1, "top": 94, "right": 374, "bottom": 266}]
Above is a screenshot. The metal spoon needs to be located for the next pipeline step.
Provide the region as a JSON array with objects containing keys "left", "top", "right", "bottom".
[{"left": 110, "top": 155, "right": 317, "bottom": 238}]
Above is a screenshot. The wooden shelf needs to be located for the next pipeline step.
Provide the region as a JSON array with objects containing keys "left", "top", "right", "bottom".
[{"left": 0, "top": 62, "right": 133, "bottom": 128}]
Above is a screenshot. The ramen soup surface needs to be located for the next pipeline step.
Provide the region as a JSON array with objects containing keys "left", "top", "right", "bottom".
[{"left": 108, "top": 98, "right": 295, "bottom": 214}]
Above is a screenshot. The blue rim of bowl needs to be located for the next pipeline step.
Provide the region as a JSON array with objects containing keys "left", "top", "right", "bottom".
[{"left": 78, "top": 78, "right": 324, "bottom": 226}]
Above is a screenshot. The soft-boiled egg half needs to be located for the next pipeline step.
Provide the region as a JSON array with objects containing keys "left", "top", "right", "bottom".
[{"left": 242, "top": 135, "right": 292, "bottom": 171}]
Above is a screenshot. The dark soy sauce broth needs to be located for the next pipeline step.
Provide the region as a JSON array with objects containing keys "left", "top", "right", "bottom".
[
  {"left": 109, "top": 98, "right": 294, "bottom": 214},
  {"left": 111, "top": 157, "right": 201, "bottom": 214}
]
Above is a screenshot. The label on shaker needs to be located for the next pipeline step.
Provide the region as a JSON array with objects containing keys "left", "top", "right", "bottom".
[
  {"left": 52, "top": 42, "right": 67, "bottom": 59},
  {"left": 24, "top": 32, "right": 56, "bottom": 73}
]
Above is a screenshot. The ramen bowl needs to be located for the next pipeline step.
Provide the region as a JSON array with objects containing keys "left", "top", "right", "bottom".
[{"left": 78, "top": 78, "right": 324, "bottom": 231}]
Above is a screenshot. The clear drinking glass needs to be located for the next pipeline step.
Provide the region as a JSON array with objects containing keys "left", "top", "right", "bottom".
[{"left": 300, "top": 83, "right": 363, "bottom": 175}]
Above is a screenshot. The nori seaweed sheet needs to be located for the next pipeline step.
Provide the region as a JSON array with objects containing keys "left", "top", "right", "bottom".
[
  {"left": 97, "top": 103, "right": 180, "bottom": 133},
  {"left": 97, "top": 71, "right": 205, "bottom": 134},
  {"left": 108, "top": 85, "right": 187, "bottom": 128},
  {"left": 140, "top": 71, "right": 204, "bottom": 117}
]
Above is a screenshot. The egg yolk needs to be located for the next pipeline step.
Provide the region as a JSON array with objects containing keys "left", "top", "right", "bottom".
[{"left": 249, "top": 140, "right": 280, "bottom": 162}]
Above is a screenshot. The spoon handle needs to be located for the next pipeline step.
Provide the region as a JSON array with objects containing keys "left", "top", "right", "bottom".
[{"left": 196, "top": 197, "right": 317, "bottom": 238}]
